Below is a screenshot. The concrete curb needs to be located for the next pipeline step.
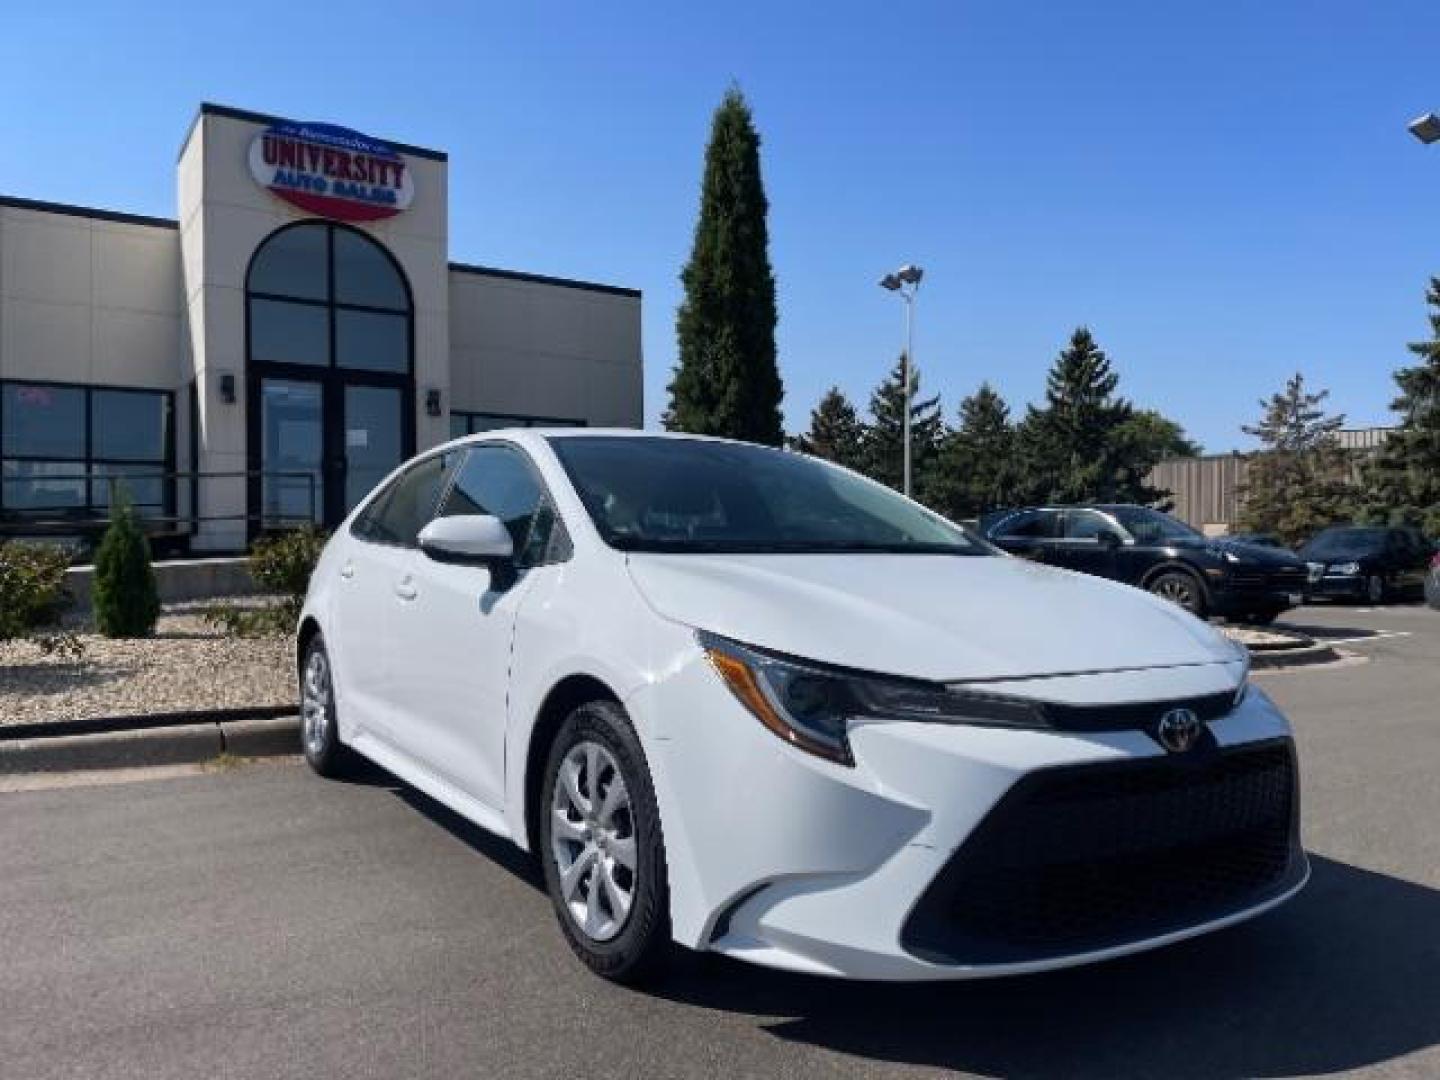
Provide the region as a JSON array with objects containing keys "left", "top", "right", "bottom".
[
  {"left": 0, "top": 705, "right": 296, "bottom": 743},
  {"left": 0, "top": 714, "right": 299, "bottom": 775},
  {"left": 1247, "top": 642, "right": 1343, "bottom": 670}
]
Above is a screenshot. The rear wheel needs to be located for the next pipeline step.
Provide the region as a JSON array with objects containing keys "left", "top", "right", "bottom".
[
  {"left": 299, "top": 635, "right": 349, "bottom": 777},
  {"left": 540, "top": 700, "right": 670, "bottom": 983},
  {"left": 1149, "top": 570, "right": 1207, "bottom": 617}
]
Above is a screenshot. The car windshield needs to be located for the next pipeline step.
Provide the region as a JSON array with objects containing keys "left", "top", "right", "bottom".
[
  {"left": 547, "top": 436, "right": 984, "bottom": 555},
  {"left": 1301, "top": 528, "right": 1386, "bottom": 558},
  {"left": 1109, "top": 506, "right": 1202, "bottom": 544}
]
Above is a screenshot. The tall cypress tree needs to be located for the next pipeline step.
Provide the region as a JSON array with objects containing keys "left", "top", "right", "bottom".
[
  {"left": 1364, "top": 278, "right": 1440, "bottom": 533},
  {"left": 862, "top": 355, "right": 943, "bottom": 496},
  {"left": 794, "top": 387, "right": 866, "bottom": 471},
  {"left": 664, "top": 87, "right": 784, "bottom": 445}
]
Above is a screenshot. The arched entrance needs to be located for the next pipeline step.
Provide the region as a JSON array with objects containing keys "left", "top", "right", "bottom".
[{"left": 245, "top": 221, "right": 414, "bottom": 531}]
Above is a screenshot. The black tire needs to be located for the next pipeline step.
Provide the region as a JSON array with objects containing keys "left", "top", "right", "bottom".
[
  {"left": 539, "top": 700, "right": 670, "bottom": 984},
  {"left": 1366, "top": 574, "right": 1386, "bottom": 605},
  {"left": 298, "top": 634, "right": 349, "bottom": 777},
  {"left": 1148, "top": 570, "right": 1208, "bottom": 617}
]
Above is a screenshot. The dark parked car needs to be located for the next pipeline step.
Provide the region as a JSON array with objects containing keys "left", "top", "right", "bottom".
[
  {"left": 1299, "top": 526, "right": 1435, "bottom": 604},
  {"left": 981, "top": 504, "right": 1309, "bottom": 623}
]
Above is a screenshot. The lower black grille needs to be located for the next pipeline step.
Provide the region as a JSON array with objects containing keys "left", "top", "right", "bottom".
[
  {"left": 1230, "top": 567, "right": 1307, "bottom": 590},
  {"left": 902, "top": 739, "right": 1303, "bottom": 965}
]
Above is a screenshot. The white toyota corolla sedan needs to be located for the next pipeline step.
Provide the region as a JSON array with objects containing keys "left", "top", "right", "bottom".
[{"left": 296, "top": 430, "right": 1307, "bottom": 983}]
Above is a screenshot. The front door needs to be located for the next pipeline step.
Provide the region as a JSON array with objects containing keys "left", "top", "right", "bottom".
[
  {"left": 254, "top": 376, "right": 408, "bottom": 529},
  {"left": 390, "top": 443, "right": 561, "bottom": 808}
]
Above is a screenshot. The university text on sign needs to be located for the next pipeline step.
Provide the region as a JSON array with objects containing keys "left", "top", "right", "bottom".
[{"left": 248, "top": 121, "right": 414, "bottom": 223}]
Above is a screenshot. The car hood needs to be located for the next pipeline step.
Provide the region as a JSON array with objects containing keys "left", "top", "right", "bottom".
[
  {"left": 626, "top": 553, "right": 1241, "bottom": 683},
  {"left": 1173, "top": 537, "right": 1304, "bottom": 567}
]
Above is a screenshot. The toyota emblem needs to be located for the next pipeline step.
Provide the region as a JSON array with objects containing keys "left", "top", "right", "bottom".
[{"left": 1157, "top": 707, "right": 1203, "bottom": 753}]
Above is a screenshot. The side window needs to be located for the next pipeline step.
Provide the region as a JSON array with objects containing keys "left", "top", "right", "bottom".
[
  {"left": 438, "top": 445, "right": 569, "bottom": 566},
  {"left": 999, "top": 510, "right": 1059, "bottom": 540},
  {"left": 351, "top": 452, "right": 456, "bottom": 547},
  {"left": 1064, "top": 511, "right": 1112, "bottom": 540}
]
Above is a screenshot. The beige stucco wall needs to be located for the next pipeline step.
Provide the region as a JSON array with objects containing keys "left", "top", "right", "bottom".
[
  {"left": 447, "top": 270, "right": 642, "bottom": 427},
  {"left": 0, "top": 205, "right": 181, "bottom": 390}
]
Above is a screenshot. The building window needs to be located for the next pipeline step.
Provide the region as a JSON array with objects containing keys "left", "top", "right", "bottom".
[
  {"left": 450, "top": 411, "right": 587, "bottom": 439},
  {"left": 1, "top": 381, "right": 173, "bottom": 521},
  {"left": 246, "top": 221, "right": 412, "bottom": 375}
]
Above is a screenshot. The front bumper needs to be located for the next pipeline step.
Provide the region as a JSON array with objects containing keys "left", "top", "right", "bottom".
[
  {"left": 1308, "top": 574, "right": 1368, "bottom": 599},
  {"left": 1207, "top": 568, "right": 1310, "bottom": 615},
  {"left": 631, "top": 655, "right": 1305, "bottom": 981}
]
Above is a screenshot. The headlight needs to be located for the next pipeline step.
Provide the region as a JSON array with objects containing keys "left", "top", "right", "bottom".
[
  {"left": 1334, "top": 561, "right": 1361, "bottom": 575},
  {"left": 698, "top": 632, "right": 1046, "bottom": 766}
]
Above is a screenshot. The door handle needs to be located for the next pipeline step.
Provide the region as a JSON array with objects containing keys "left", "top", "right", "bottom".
[
  {"left": 394, "top": 577, "right": 418, "bottom": 602},
  {"left": 339, "top": 562, "right": 355, "bottom": 580}
]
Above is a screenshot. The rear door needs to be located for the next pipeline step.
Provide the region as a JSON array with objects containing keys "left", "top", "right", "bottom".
[
  {"left": 989, "top": 509, "right": 1062, "bottom": 562},
  {"left": 332, "top": 451, "right": 459, "bottom": 738}
]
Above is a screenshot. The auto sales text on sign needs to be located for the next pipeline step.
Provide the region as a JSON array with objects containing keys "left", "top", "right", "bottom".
[{"left": 249, "top": 120, "right": 414, "bottom": 223}]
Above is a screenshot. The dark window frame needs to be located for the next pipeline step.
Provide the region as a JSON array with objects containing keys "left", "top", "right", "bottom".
[{"left": 0, "top": 378, "right": 176, "bottom": 520}]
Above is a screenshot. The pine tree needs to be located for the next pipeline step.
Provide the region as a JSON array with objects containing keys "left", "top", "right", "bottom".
[
  {"left": 930, "top": 384, "right": 1019, "bottom": 520},
  {"left": 794, "top": 387, "right": 866, "bottom": 471},
  {"left": 1363, "top": 278, "right": 1440, "bottom": 534},
  {"left": 1237, "top": 373, "right": 1356, "bottom": 548},
  {"left": 1019, "top": 327, "right": 1136, "bottom": 503},
  {"left": 862, "top": 355, "right": 943, "bottom": 496},
  {"left": 93, "top": 491, "right": 160, "bottom": 638},
  {"left": 664, "top": 87, "right": 784, "bottom": 445}
]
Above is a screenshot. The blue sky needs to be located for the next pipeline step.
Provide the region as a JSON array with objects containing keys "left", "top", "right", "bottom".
[{"left": 3, "top": 1, "right": 1438, "bottom": 451}]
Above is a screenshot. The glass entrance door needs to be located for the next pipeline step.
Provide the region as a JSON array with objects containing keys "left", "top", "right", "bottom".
[
  {"left": 257, "top": 377, "right": 406, "bottom": 529},
  {"left": 342, "top": 385, "right": 403, "bottom": 515},
  {"left": 259, "top": 379, "right": 323, "bottom": 526}
]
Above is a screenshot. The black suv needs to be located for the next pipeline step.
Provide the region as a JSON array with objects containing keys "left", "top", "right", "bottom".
[
  {"left": 1298, "top": 525, "right": 1435, "bottom": 604},
  {"left": 980, "top": 504, "right": 1310, "bottom": 623}
]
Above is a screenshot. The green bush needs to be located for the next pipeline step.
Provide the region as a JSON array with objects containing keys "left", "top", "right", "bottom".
[
  {"left": 0, "top": 541, "right": 81, "bottom": 657},
  {"left": 206, "top": 526, "right": 327, "bottom": 637},
  {"left": 93, "top": 496, "right": 160, "bottom": 638}
]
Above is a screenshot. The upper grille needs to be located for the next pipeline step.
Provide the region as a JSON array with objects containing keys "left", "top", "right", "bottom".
[{"left": 901, "top": 739, "right": 1303, "bottom": 965}]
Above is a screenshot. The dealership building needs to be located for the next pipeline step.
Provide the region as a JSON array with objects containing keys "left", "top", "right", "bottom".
[{"left": 0, "top": 103, "right": 643, "bottom": 552}]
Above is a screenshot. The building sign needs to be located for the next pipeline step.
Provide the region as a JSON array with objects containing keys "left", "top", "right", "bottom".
[{"left": 249, "top": 121, "right": 414, "bottom": 223}]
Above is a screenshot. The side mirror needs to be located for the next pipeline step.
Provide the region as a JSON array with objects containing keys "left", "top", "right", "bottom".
[
  {"left": 418, "top": 514, "right": 514, "bottom": 565},
  {"left": 1097, "top": 528, "right": 1124, "bottom": 550}
]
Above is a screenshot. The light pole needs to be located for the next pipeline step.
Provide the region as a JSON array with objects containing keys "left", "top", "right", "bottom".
[{"left": 879, "top": 264, "right": 924, "bottom": 497}]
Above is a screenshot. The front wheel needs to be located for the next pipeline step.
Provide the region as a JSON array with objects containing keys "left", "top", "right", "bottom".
[
  {"left": 1149, "top": 570, "right": 1207, "bottom": 617},
  {"left": 540, "top": 701, "right": 670, "bottom": 983}
]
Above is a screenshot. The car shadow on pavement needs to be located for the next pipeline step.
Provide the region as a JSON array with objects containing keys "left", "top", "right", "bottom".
[{"left": 653, "top": 856, "right": 1440, "bottom": 1078}]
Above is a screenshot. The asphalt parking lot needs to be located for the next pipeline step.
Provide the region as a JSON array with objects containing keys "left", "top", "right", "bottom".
[{"left": 3, "top": 603, "right": 1438, "bottom": 1079}]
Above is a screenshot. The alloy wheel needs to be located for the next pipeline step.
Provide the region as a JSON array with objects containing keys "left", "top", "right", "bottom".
[
  {"left": 550, "top": 740, "right": 637, "bottom": 943},
  {"left": 1153, "top": 575, "right": 1199, "bottom": 612},
  {"left": 300, "top": 648, "right": 331, "bottom": 758}
]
